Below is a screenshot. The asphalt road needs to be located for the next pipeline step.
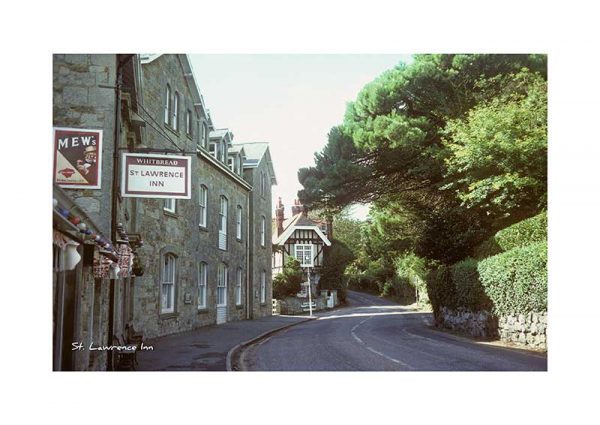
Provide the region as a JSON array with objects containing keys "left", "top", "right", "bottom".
[{"left": 240, "top": 290, "right": 547, "bottom": 371}]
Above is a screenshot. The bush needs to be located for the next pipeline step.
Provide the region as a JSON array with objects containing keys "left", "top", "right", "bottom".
[
  {"left": 451, "top": 258, "right": 492, "bottom": 311},
  {"left": 472, "top": 237, "right": 503, "bottom": 260},
  {"left": 272, "top": 258, "right": 303, "bottom": 300},
  {"left": 425, "top": 265, "right": 455, "bottom": 321},
  {"left": 478, "top": 241, "right": 547, "bottom": 316},
  {"left": 495, "top": 211, "right": 547, "bottom": 252}
]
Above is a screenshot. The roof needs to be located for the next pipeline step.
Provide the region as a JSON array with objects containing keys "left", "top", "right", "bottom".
[
  {"left": 228, "top": 145, "right": 245, "bottom": 155},
  {"left": 235, "top": 142, "right": 277, "bottom": 184},
  {"left": 273, "top": 213, "right": 331, "bottom": 246}
]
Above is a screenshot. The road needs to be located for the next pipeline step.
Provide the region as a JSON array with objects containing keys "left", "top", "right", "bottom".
[{"left": 240, "top": 290, "right": 547, "bottom": 371}]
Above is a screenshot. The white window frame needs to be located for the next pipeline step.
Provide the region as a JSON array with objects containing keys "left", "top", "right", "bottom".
[
  {"left": 217, "top": 263, "right": 228, "bottom": 307},
  {"left": 219, "top": 196, "right": 228, "bottom": 250},
  {"left": 197, "top": 262, "right": 207, "bottom": 309},
  {"left": 209, "top": 142, "right": 217, "bottom": 158},
  {"left": 199, "top": 184, "right": 207, "bottom": 227},
  {"left": 172, "top": 91, "right": 179, "bottom": 130},
  {"left": 161, "top": 254, "right": 176, "bottom": 314},
  {"left": 228, "top": 156, "right": 235, "bottom": 172},
  {"left": 186, "top": 109, "right": 192, "bottom": 136},
  {"left": 164, "top": 198, "right": 176, "bottom": 214},
  {"left": 236, "top": 268, "right": 243, "bottom": 306},
  {"left": 295, "top": 244, "right": 314, "bottom": 267},
  {"left": 260, "top": 270, "right": 266, "bottom": 304},
  {"left": 236, "top": 205, "right": 242, "bottom": 240},
  {"left": 260, "top": 216, "right": 266, "bottom": 247},
  {"left": 164, "top": 84, "right": 171, "bottom": 124}
]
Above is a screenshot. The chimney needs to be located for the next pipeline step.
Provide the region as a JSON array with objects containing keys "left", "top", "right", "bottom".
[
  {"left": 275, "top": 197, "right": 285, "bottom": 236},
  {"left": 291, "top": 199, "right": 304, "bottom": 216}
]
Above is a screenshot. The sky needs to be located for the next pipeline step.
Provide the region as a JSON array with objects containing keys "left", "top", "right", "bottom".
[{"left": 188, "top": 54, "right": 413, "bottom": 220}]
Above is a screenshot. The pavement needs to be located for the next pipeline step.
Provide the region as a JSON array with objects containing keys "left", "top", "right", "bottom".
[
  {"left": 135, "top": 315, "right": 312, "bottom": 371},
  {"left": 239, "top": 290, "right": 548, "bottom": 371}
]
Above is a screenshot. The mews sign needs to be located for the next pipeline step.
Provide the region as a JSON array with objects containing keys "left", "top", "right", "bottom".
[{"left": 121, "top": 153, "right": 191, "bottom": 199}]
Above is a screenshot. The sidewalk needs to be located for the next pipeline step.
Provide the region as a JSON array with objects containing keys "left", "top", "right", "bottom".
[{"left": 135, "top": 315, "right": 311, "bottom": 371}]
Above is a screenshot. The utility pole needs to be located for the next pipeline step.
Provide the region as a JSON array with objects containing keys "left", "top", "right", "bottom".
[{"left": 306, "top": 255, "right": 313, "bottom": 317}]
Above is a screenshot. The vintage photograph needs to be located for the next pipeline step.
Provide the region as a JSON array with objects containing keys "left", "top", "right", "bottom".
[{"left": 52, "top": 53, "right": 547, "bottom": 372}]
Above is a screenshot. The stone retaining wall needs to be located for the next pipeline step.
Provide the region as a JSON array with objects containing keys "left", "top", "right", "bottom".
[{"left": 439, "top": 307, "right": 547, "bottom": 350}]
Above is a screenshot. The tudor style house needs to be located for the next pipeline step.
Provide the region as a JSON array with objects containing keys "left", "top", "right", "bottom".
[{"left": 272, "top": 199, "right": 331, "bottom": 295}]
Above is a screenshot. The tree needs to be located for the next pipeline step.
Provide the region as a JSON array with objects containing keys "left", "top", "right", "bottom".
[
  {"left": 318, "top": 239, "right": 355, "bottom": 303},
  {"left": 442, "top": 70, "right": 547, "bottom": 228},
  {"left": 272, "top": 257, "right": 303, "bottom": 300}
]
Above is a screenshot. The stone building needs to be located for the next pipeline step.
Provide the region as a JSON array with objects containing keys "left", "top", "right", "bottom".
[
  {"left": 53, "top": 54, "right": 143, "bottom": 371},
  {"left": 52, "top": 53, "right": 276, "bottom": 370}
]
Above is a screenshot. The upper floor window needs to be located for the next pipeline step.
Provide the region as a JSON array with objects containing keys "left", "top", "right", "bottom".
[
  {"left": 260, "top": 172, "right": 267, "bottom": 198},
  {"left": 161, "top": 253, "right": 176, "bottom": 314},
  {"left": 164, "top": 198, "right": 176, "bottom": 214},
  {"left": 236, "top": 205, "right": 243, "bottom": 240},
  {"left": 219, "top": 196, "right": 228, "bottom": 250},
  {"left": 209, "top": 142, "right": 217, "bottom": 158},
  {"left": 164, "top": 84, "right": 171, "bottom": 124},
  {"left": 172, "top": 92, "right": 179, "bottom": 131},
  {"left": 295, "top": 244, "right": 313, "bottom": 267},
  {"left": 202, "top": 122, "right": 208, "bottom": 149},
  {"left": 199, "top": 184, "right": 208, "bottom": 227},
  {"left": 260, "top": 216, "right": 266, "bottom": 247},
  {"left": 228, "top": 156, "right": 235, "bottom": 172},
  {"left": 197, "top": 262, "right": 207, "bottom": 309},
  {"left": 186, "top": 109, "right": 193, "bottom": 137}
]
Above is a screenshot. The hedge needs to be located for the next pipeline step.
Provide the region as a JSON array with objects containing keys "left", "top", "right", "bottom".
[
  {"left": 451, "top": 258, "right": 492, "bottom": 311},
  {"left": 478, "top": 240, "right": 547, "bottom": 316},
  {"left": 495, "top": 211, "right": 547, "bottom": 252},
  {"left": 426, "top": 265, "right": 455, "bottom": 318}
]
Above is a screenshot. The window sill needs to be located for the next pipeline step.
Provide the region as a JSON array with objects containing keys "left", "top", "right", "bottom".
[
  {"left": 236, "top": 237, "right": 243, "bottom": 243},
  {"left": 164, "top": 124, "right": 179, "bottom": 136},
  {"left": 235, "top": 304, "right": 243, "bottom": 310},
  {"left": 159, "top": 312, "right": 179, "bottom": 320},
  {"left": 197, "top": 308, "right": 209, "bottom": 314},
  {"left": 198, "top": 225, "right": 208, "bottom": 232},
  {"left": 164, "top": 210, "right": 178, "bottom": 219}
]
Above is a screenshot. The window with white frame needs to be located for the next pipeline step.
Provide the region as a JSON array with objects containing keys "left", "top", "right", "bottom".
[
  {"left": 260, "top": 216, "right": 266, "bottom": 247},
  {"left": 228, "top": 156, "right": 234, "bottom": 172},
  {"left": 236, "top": 268, "right": 242, "bottom": 306},
  {"left": 217, "top": 263, "right": 228, "bottom": 306},
  {"left": 199, "top": 184, "right": 207, "bottom": 227},
  {"left": 164, "top": 84, "right": 171, "bottom": 124},
  {"left": 164, "top": 198, "right": 176, "bottom": 214},
  {"left": 202, "top": 123, "right": 208, "bottom": 148},
  {"left": 236, "top": 205, "right": 242, "bottom": 240},
  {"left": 161, "top": 254, "right": 176, "bottom": 314},
  {"left": 219, "top": 196, "right": 228, "bottom": 250},
  {"left": 197, "top": 262, "right": 207, "bottom": 309},
  {"left": 186, "top": 109, "right": 193, "bottom": 137},
  {"left": 295, "top": 244, "right": 313, "bottom": 267},
  {"left": 260, "top": 172, "right": 265, "bottom": 197},
  {"left": 209, "top": 142, "right": 217, "bottom": 158},
  {"left": 260, "top": 270, "right": 266, "bottom": 304},
  {"left": 172, "top": 91, "right": 179, "bottom": 130}
]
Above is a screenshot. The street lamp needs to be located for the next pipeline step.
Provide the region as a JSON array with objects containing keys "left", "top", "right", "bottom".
[{"left": 305, "top": 255, "right": 313, "bottom": 317}]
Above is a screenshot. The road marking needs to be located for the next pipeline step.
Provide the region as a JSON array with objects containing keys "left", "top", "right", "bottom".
[{"left": 350, "top": 317, "right": 414, "bottom": 370}]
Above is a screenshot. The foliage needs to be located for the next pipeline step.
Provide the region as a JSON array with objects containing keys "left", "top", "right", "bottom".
[
  {"left": 478, "top": 241, "right": 547, "bottom": 316},
  {"left": 451, "top": 258, "right": 492, "bottom": 311},
  {"left": 425, "top": 265, "right": 455, "bottom": 321},
  {"left": 442, "top": 70, "right": 547, "bottom": 224},
  {"left": 318, "top": 239, "right": 355, "bottom": 303},
  {"left": 472, "top": 237, "right": 503, "bottom": 260},
  {"left": 494, "top": 211, "right": 547, "bottom": 252},
  {"left": 272, "top": 257, "right": 303, "bottom": 300}
]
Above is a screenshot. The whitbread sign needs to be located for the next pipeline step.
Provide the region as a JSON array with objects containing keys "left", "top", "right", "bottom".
[{"left": 121, "top": 153, "right": 191, "bottom": 199}]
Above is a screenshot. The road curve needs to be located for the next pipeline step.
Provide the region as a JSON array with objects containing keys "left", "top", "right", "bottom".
[{"left": 240, "top": 290, "right": 547, "bottom": 371}]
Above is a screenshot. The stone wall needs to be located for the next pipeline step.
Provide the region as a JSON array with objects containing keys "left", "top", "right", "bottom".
[
  {"left": 278, "top": 295, "right": 329, "bottom": 315},
  {"left": 439, "top": 307, "right": 547, "bottom": 350},
  {"left": 132, "top": 55, "right": 251, "bottom": 339}
]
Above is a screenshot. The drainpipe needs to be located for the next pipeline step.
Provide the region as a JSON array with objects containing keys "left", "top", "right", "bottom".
[{"left": 245, "top": 190, "right": 251, "bottom": 320}]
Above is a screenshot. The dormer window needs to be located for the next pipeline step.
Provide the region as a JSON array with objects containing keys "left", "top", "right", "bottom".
[
  {"left": 209, "top": 142, "right": 217, "bottom": 158},
  {"left": 228, "top": 156, "right": 235, "bottom": 172}
]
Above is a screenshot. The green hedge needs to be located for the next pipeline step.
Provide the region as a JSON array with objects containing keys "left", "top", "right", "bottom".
[
  {"left": 472, "top": 237, "right": 503, "bottom": 260},
  {"left": 495, "top": 211, "right": 547, "bottom": 252},
  {"left": 451, "top": 258, "right": 492, "bottom": 311},
  {"left": 426, "top": 265, "right": 455, "bottom": 319},
  {"left": 478, "top": 241, "right": 547, "bottom": 316}
]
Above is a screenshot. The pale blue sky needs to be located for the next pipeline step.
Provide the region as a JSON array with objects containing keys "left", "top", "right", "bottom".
[{"left": 189, "top": 54, "right": 413, "bottom": 220}]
